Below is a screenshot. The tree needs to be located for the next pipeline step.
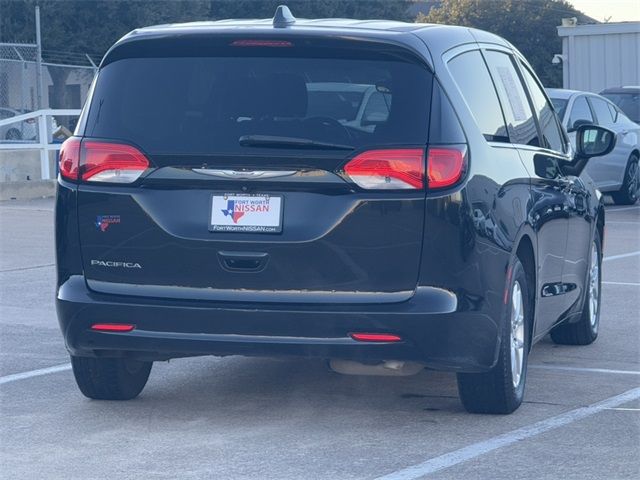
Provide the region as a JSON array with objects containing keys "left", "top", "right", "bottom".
[{"left": 417, "top": 0, "right": 587, "bottom": 87}]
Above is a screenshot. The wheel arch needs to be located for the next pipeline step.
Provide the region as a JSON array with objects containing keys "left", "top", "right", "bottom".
[{"left": 514, "top": 233, "right": 536, "bottom": 352}]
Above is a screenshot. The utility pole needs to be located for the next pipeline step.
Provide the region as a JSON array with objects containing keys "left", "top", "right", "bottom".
[{"left": 35, "top": 5, "right": 44, "bottom": 110}]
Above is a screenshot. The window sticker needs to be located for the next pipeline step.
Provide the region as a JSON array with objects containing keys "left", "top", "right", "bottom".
[{"left": 496, "top": 66, "right": 527, "bottom": 122}]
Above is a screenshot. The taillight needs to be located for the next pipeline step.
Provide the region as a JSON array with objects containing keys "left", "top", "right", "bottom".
[
  {"left": 343, "top": 149, "right": 424, "bottom": 190},
  {"left": 59, "top": 137, "right": 81, "bottom": 180},
  {"left": 81, "top": 141, "right": 149, "bottom": 183},
  {"left": 427, "top": 145, "right": 467, "bottom": 190}
]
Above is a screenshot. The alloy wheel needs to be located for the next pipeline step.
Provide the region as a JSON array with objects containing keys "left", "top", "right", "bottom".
[
  {"left": 627, "top": 161, "right": 639, "bottom": 202},
  {"left": 510, "top": 281, "right": 525, "bottom": 388}
]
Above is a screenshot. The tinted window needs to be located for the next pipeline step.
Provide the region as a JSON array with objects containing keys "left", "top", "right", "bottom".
[
  {"left": 362, "top": 91, "right": 391, "bottom": 125},
  {"left": 448, "top": 50, "right": 508, "bottom": 142},
  {"left": 550, "top": 98, "right": 568, "bottom": 119},
  {"left": 307, "top": 87, "right": 364, "bottom": 122},
  {"left": 607, "top": 104, "right": 619, "bottom": 123},
  {"left": 589, "top": 97, "right": 615, "bottom": 126},
  {"left": 484, "top": 51, "right": 538, "bottom": 146},
  {"left": 519, "top": 64, "right": 565, "bottom": 152},
  {"left": 429, "top": 81, "right": 466, "bottom": 144},
  {"left": 601, "top": 92, "right": 640, "bottom": 123},
  {"left": 568, "top": 96, "right": 594, "bottom": 130},
  {"left": 86, "top": 55, "right": 431, "bottom": 155}
]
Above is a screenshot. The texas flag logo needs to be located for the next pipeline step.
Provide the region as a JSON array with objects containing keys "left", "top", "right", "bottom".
[
  {"left": 221, "top": 200, "right": 245, "bottom": 224},
  {"left": 95, "top": 215, "right": 121, "bottom": 232}
]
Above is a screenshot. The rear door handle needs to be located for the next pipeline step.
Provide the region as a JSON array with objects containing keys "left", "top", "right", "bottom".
[{"left": 218, "top": 251, "right": 269, "bottom": 272}]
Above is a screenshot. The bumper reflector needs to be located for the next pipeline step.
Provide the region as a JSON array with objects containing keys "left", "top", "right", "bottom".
[
  {"left": 91, "top": 323, "right": 135, "bottom": 332},
  {"left": 350, "top": 333, "right": 402, "bottom": 342}
]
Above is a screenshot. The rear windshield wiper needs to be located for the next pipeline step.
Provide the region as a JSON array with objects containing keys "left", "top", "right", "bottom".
[{"left": 239, "top": 135, "right": 354, "bottom": 151}]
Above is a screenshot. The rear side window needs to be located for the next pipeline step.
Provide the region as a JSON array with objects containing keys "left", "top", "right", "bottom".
[
  {"left": 550, "top": 98, "right": 568, "bottom": 119},
  {"left": 483, "top": 51, "right": 538, "bottom": 147},
  {"left": 607, "top": 104, "right": 619, "bottom": 123},
  {"left": 447, "top": 50, "right": 508, "bottom": 142},
  {"left": 85, "top": 53, "right": 432, "bottom": 155},
  {"left": 589, "top": 97, "right": 615, "bottom": 126},
  {"left": 429, "top": 81, "right": 466, "bottom": 144},
  {"left": 568, "top": 96, "right": 594, "bottom": 130},
  {"left": 519, "top": 64, "right": 565, "bottom": 153},
  {"left": 602, "top": 92, "right": 639, "bottom": 122}
]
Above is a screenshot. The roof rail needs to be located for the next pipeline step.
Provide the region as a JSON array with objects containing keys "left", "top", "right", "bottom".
[{"left": 273, "top": 5, "right": 296, "bottom": 28}]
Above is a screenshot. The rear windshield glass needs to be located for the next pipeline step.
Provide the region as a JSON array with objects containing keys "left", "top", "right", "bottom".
[{"left": 85, "top": 55, "right": 432, "bottom": 155}]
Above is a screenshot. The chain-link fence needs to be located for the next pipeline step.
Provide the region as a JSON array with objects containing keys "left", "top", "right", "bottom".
[
  {"left": 1, "top": 42, "right": 97, "bottom": 120},
  {"left": 1, "top": 42, "right": 98, "bottom": 139}
]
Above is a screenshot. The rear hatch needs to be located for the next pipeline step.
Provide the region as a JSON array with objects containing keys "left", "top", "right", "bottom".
[{"left": 75, "top": 36, "right": 433, "bottom": 303}]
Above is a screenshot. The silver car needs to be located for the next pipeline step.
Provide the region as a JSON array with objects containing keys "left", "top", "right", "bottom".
[
  {"left": 0, "top": 107, "right": 37, "bottom": 141},
  {"left": 547, "top": 89, "right": 640, "bottom": 205}
]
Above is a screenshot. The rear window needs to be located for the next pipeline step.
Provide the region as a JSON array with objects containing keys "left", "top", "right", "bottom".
[
  {"left": 601, "top": 92, "right": 639, "bottom": 123},
  {"left": 550, "top": 98, "right": 568, "bottom": 119},
  {"left": 85, "top": 53, "right": 432, "bottom": 155}
]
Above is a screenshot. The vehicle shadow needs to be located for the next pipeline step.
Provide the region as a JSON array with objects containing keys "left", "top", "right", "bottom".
[{"left": 112, "top": 356, "right": 465, "bottom": 416}]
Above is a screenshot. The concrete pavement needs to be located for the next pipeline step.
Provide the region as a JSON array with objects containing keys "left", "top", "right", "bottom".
[{"left": 1, "top": 198, "right": 638, "bottom": 480}]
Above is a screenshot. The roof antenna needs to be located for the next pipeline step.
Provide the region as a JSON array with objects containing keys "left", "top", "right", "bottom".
[{"left": 273, "top": 5, "right": 296, "bottom": 28}]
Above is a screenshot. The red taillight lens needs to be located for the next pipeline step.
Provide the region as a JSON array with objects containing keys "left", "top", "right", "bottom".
[
  {"left": 344, "top": 149, "right": 424, "bottom": 190},
  {"left": 350, "top": 333, "right": 402, "bottom": 342},
  {"left": 81, "top": 141, "right": 149, "bottom": 183},
  {"left": 427, "top": 145, "right": 467, "bottom": 189},
  {"left": 91, "top": 323, "right": 135, "bottom": 332},
  {"left": 59, "top": 137, "right": 81, "bottom": 180},
  {"left": 231, "top": 39, "right": 293, "bottom": 47}
]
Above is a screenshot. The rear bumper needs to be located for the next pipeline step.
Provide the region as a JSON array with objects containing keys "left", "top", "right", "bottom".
[{"left": 56, "top": 276, "right": 501, "bottom": 372}]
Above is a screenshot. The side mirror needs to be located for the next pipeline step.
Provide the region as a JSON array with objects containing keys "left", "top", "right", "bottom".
[
  {"left": 561, "top": 125, "right": 616, "bottom": 176},
  {"left": 567, "top": 118, "right": 592, "bottom": 133},
  {"left": 576, "top": 124, "right": 615, "bottom": 158}
]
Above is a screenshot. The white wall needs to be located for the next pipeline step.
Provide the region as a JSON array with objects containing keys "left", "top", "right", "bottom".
[{"left": 558, "top": 22, "right": 640, "bottom": 93}]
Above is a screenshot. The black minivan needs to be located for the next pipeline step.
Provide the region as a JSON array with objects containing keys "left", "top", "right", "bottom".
[{"left": 56, "top": 7, "right": 615, "bottom": 413}]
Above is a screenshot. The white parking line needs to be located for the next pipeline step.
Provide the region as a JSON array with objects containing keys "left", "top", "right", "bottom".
[
  {"left": 0, "top": 363, "right": 71, "bottom": 386},
  {"left": 606, "top": 206, "right": 640, "bottom": 212},
  {"left": 530, "top": 365, "right": 640, "bottom": 376},
  {"left": 603, "top": 251, "right": 640, "bottom": 262},
  {"left": 375, "top": 386, "right": 640, "bottom": 480},
  {"left": 603, "top": 281, "right": 640, "bottom": 286}
]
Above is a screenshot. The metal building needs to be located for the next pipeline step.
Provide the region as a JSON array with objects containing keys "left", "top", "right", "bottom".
[{"left": 557, "top": 21, "right": 640, "bottom": 93}]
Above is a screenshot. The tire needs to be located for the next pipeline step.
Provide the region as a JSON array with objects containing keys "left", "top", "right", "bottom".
[
  {"left": 611, "top": 154, "right": 639, "bottom": 205},
  {"left": 5, "top": 128, "right": 22, "bottom": 140},
  {"left": 71, "top": 356, "right": 152, "bottom": 400},
  {"left": 457, "top": 258, "right": 530, "bottom": 414},
  {"left": 551, "top": 233, "right": 602, "bottom": 346}
]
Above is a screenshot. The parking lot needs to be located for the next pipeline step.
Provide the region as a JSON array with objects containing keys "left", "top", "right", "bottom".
[{"left": 0, "top": 197, "right": 638, "bottom": 480}]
